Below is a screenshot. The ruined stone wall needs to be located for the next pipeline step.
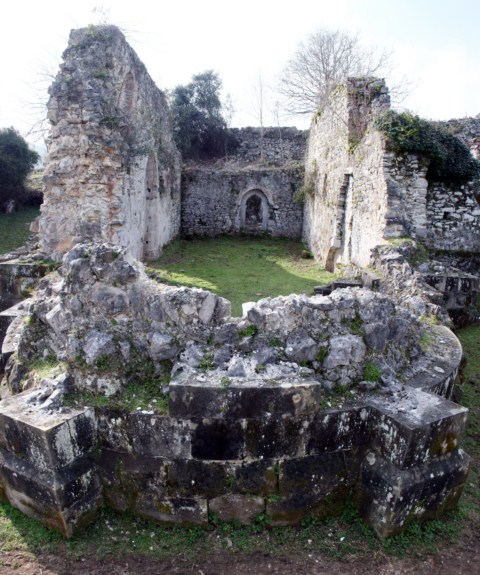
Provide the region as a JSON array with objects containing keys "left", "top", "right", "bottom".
[
  {"left": 426, "top": 182, "right": 480, "bottom": 252},
  {"left": 228, "top": 127, "right": 307, "bottom": 166},
  {"left": 0, "top": 245, "right": 471, "bottom": 538},
  {"left": 38, "top": 25, "right": 181, "bottom": 261},
  {"left": 303, "top": 78, "right": 480, "bottom": 269},
  {"left": 303, "top": 78, "right": 390, "bottom": 269},
  {"left": 181, "top": 167, "right": 304, "bottom": 238},
  {"left": 382, "top": 154, "right": 429, "bottom": 240}
]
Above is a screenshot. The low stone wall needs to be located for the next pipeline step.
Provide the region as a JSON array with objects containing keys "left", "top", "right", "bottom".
[
  {"left": 181, "top": 166, "right": 304, "bottom": 238},
  {"left": 0, "top": 245, "right": 471, "bottom": 538},
  {"left": 0, "top": 323, "right": 469, "bottom": 538}
]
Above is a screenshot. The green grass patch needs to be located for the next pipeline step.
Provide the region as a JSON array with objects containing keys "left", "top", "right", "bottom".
[
  {"left": 65, "top": 381, "right": 169, "bottom": 414},
  {"left": 0, "top": 497, "right": 466, "bottom": 563},
  {"left": 0, "top": 207, "right": 39, "bottom": 255},
  {"left": 149, "top": 236, "right": 335, "bottom": 316}
]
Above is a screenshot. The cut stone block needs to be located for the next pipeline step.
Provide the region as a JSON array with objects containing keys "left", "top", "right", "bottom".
[
  {"left": 359, "top": 449, "right": 471, "bottom": 538},
  {"left": 279, "top": 453, "right": 348, "bottom": 497},
  {"left": 0, "top": 392, "right": 96, "bottom": 471},
  {"left": 169, "top": 375, "right": 322, "bottom": 419},
  {"left": 96, "top": 408, "right": 132, "bottom": 451},
  {"left": 209, "top": 494, "right": 265, "bottom": 524},
  {"left": 130, "top": 413, "right": 193, "bottom": 459},
  {"left": 230, "top": 460, "right": 278, "bottom": 496},
  {"left": 369, "top": 388, "right": 468, "bottom": 469},
  {"left": 134, "top": 495, "right": 208, "bottom": 527},
  {"left": 267, "top": 485, "right": 351, "bottom": 527},
  {"left": 0, "top": 393, "right": 100, "bottom": 537},
  {"left": 0, "top": 447, "right": 101, "bottom": 537},
  {"left": 191, "top": 419, "right": 244, "bottom": 460},
  {"left": 167, "top": 459, "right": 230, "bottom": 498},
  {"left": 306, "top": 406, "right": 371, "bottom": 454},
  {"left": 245, "top": 416, "right": 305, "bottom": 459}
]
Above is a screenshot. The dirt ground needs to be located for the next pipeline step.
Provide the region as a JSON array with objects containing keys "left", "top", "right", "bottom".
[{"left": 1, "top": 530, "right": 479, "bottom": 575}]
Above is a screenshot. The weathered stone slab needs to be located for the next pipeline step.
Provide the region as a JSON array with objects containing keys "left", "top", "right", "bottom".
[
  {"left": 191, "top": 419, "right": 244, "bottom": 460},
  {"left": 369, "top": 388, "right": 468, "bottom": 468},
  {"left": 359, "top": 449, "right": 471, "bottom": 538},
  {"left": 0, "top": 447, "right": 101, "bottom": 537},
  {"left": 135, "top": 495, "right": 208, "bottom": 527},
  {"left": 96, "top": 408, "right": 132, "bottom": 451},
  {"left": 306, "top": 406, "right": 371, "bottom": 454},
  {"left": 267, "top": 485, "right": 351, "bottom": 527},
  {"left": 130, "top": 413, "right": 193, "bottom": 459},
  {"left": 405, "top": 325, "right": 463, "bottom": 398},
  {"left": 0, "top": 393, "right": 96, "bottom": 471},
  {"left": 209, "top": 494, "right": 265, "bottom": 525},
  {"left": 245, "top": 416, "right": 305, "bottom": 459},
  {"left": 167, "top": 460, "right": 230, "bottom": 498},
  {"left": 279, "top": 453, "right": 348, "bottom": 497},
  {"left": 169, "top": 376, "right": 322, "bottom": 419},
  {"left": 229, "top": 460, "right": 277, "bottom": 496}
]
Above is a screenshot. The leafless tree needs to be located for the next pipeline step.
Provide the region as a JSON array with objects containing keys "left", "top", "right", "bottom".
[
  {"left": 252, "top": 75, "right": 266, "bottom": 162},
  {"left": 278, "top": 29, "right": 391, "bottom": 116},
  {"left": 273, "top": 101, "right": 284, "bottom": 164}
]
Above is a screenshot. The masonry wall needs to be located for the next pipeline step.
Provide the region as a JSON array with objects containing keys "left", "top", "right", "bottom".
[
  {"left": 181, "top": 167, "right": 304, "bottom": 238},
  {"left": 38, "top": 26, "right": 181, "bottom": 261},
  {"left": 228, "top": 127, "right": 307, "bottom": 166},
  {"left": 303, "top": 78, "right": 391, "bottom": 269},
  {"left": 304, "top": 78, "right": 480, "bottom": 270},
  {"left": 426, "top": 181, "right": 480, "bottom": 251}
]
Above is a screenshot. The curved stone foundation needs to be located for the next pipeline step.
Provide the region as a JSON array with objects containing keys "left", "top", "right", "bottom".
[{"left": 0, "top": 245, "right": 471, "bottom": 539}]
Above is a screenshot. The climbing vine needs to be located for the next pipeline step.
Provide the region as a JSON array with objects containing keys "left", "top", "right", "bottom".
[{"left": 374, "top": 111, "right": 480, "bottom": 184}]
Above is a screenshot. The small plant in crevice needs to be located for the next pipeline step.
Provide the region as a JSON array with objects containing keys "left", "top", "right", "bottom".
[
  {"left": 198, "top": 353, "right": 214, "bottom": 372},
  {"left": 349, "top": 314, "right": 363, "bottom": 335},
  {"left": 363, "top": 361, "right": 382, "bottom": 382},
  {"left": 238, "top": 324, "right": 258, "bottom": 338},
  {"left": 315, "top": 347, "right": 328, "bottom": 365},
  {"left": 220, "top": 376, "right": 232, "bottom": 390}
]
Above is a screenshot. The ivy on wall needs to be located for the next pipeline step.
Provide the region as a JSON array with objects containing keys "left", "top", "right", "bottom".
[{"left": 374, "top": 111, "right": 480, "bottom": 184}]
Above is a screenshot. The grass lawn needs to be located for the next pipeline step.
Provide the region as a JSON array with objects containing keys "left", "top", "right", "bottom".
[
  {"left": 0, "top": 207, "right": 39, "bottom": 255},
  {"left": 148, "top": 236, "right": 335, "bottom": 316}
]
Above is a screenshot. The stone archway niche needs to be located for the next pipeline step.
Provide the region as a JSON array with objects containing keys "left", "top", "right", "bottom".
[{"left": 240, "top": 189, "right": 269, "bottom": 233}]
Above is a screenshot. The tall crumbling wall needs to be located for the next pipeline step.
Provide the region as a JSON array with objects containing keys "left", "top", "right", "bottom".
[
  {"left": 38, "top": 25, "right": 181, "bottom": 261},
  {"left": 303, "top": 78, "right": 391, "bottom": 269},
  {"left": 304, "top": 78, "right": 480, "bottom": 270}
]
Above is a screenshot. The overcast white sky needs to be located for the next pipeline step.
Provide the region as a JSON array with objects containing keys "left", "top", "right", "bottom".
[{"left": 1, "top": 0, "right": 479, "bottom": 149}]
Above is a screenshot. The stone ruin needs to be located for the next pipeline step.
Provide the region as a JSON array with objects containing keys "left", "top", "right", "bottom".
[{"left": 0, "top": 25, "right": 479, "bottom": 539}]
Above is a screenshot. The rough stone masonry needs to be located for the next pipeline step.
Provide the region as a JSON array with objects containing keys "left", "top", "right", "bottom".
[
  {"left": 0, "top": 24, "right": 478, "bottom": 538},
  {"left": 0, "top": 244, "right": 471, "bottom": 538}
]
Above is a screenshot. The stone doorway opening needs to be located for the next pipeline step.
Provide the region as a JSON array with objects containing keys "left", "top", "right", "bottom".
[{"left": 240, "top": 189, "right": 269, "bottom": 233}]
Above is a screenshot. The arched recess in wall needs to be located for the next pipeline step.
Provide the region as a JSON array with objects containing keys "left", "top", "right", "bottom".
[
  {"left": 240, "top": 189, "right": 270, "bottom": 233},
  {"left": 143, "top": 153, "right": 160, "bottom": 259},
  {"left": 117, "top": 71, "right": 136, "bottom": 119}
]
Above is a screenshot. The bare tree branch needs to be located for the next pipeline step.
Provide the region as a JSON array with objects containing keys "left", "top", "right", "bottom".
[{"left": 278, "top": 29, "right": 392, "bottom": 116}]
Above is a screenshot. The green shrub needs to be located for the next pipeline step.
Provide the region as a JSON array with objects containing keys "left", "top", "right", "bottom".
[
  {"left": 374, "top": 111, "right": 480, "bottom": 184},
  {"left": 363, "top": 362, "right": 382, "bottom": 382}
]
